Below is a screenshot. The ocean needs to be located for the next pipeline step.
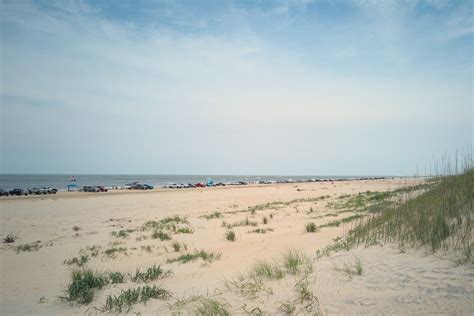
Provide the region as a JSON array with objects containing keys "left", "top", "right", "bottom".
[{"left": 0, "top": 174, "right": 384, "bottom": 191}]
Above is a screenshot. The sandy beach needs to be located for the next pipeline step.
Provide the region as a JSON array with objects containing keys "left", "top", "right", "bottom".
[{"left": 1, "top": 178, "right": 472, "bottom": 315}]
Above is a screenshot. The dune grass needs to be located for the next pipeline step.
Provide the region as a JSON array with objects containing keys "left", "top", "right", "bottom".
[
  {"left": 64, "top": 255, "right": 89, "bottom": 267},
  {"left": 200, "top": 212, "right": 223, "bottom": 220},
  {"left": 107, "top": 271, "right": 125, "bottom": 284},
  {"left": 62, "top": 269, "right": 107, "bottom": 304},
  {"left": 305, "top": 222, "right": 317, "bottom": 233},
  {"left": 111, "top": 229, "right": 135, "bottom": 238},
  {"left": 247, "top": 228, "right": 274, "bottom": 234},
  {"left": 317, "top": 165, "right": 473, "bottom": 264},
  {"left": 333, "top": 256, "right": 363, "bottom": 280},
  {"left": 248, "top": 260, "right": 285, "bottom": 280},
  {"left": 167, "top": 250, "right": 222, "bottom": 264},
  {"left": 225, "top": 230, "right": 236, "bottom": 241},
  {"left": 103, "top": 246, "right": 127, "bottom": 257},
  {"left": 151, "top": 230, "right": 172, "bottom": 240},
  {"left": 102, "top": 285, "right": 171, "bottom": 312},
  {"left": 223, "top": 274, "right": 273, "bottom": 299},
  {"left": 222, "top": 217, "right": 258, "bottom": 229},
  {"left": 168, "top": 295, "right": 230, "bottom": 316},
  {"left": 15, "top": 241, "right": 42, "bottom": 253},
  {"left": 128, "top": 264, "right": 172, "bottom": 282}
]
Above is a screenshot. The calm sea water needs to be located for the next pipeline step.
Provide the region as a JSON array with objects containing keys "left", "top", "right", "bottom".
[{"left": 0, "top": 174, "right": 383, "bottom": 191}]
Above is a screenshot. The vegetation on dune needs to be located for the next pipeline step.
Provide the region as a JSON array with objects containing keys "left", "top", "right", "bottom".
[
  {"left": 103, "top": 246, "right": 127, "bottom": 257},
  {"left": 333, "top": 255, "right": 363, "bottom": 280},
  {"left": 225, "top": 230, "right": 236, "bottom": 241},
  {"left": 101, "top": 285, "right": 171, "bottom": 313},
  {"left": 317, "top": 165, "right": 473, "bottom": 264},
  {"left": 168, "top": 295, "right": 230, "bottom": 316},
  {"left": 128, "top": 264, "right": 173, "bottom": 282},
  {"left": 62, "top": 269, "right": 107, "bottom": 304},
  {"left": 222, "top": 217, "right": 258, "bottom": 229},
  {"left": 305, "top": 222, "right": 318, "bottom": 233},
  {"left": 247, "top": 228, "right": 274, "bottom": 234},
  {"left": 200, "top": 211, "right": 223, "bottom": 220},
  {"left": 143, "top": 215, "right": 193, "bottom": 238},
  {"left": 111, "top": 229, "right": 135, "bottom": 238},
  {"left": 167, "top": 250, "right": 222, "bottom": 264},
  {"left": 107, "top": 271, "right": 125, "bottom": 284},
  {"left": 15, "top": 241, "right": 42, "bottom": 253}
]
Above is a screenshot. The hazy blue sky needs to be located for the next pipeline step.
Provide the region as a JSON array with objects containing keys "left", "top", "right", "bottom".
[{"left": 0, "top": 0, "right": 472, "bottom": 175}]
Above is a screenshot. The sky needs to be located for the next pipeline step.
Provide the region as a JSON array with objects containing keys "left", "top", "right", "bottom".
[{"left": 0, "top": 0, "right": 472, "bottom": 175}]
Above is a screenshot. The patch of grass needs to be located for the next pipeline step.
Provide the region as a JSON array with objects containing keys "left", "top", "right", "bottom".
[
  {"left": 176, "top": 227, "right": 194, "bottom": 234},
  {"left": 294, "top": 276, "right": 318, "bottom": 303},
  {"left": 333, "top": 256, "right": 363, "bottom": 280},
  {"left": 318, "top": 219, "right": 341, "bottom": 228},
  {"left": 247, "top": 228, "right": 274, "bottom": 234},
  {"left": 151, "top": 230, "right": 172, "bottom": 240},
  {"left": 102, "top": 285, "right": 171, "bottom": 313},
  {"left": 62, "top": 268, "right": 107, "bottom": 304},
  {"left": 225, "top": 230, "right": 236, "bottom": 241},
  {"left": 103, "top": 247, "right": 127, "bottom": 257},
  {"left": 305, "top": 222, "right": 317, "bottom": 233},
  {"left": 282, "top": 249, "right": 313, "bottom": 275},
  {"left": 278, "top": 301, "right": 296, "bottom": 315},
  {"left": 168, "top": 296, "right": 230, "bottom": 316},
  {"left": 72, "top": 225, "right": 81, "bottom": 232},
  {"left": 248, "top": 260, "right": 284, "bottom": 280},
  {"left": 111, "top": 229, "right": 135, "bottom": 238},
  {"left": 167, "top": 250, "right": 222, "bottom": 264},
  {"left": 107, "top": 271, "right": 125, "bottom": 284},
  {"left": 223, "top": 275, "right": 272, "bottom": 299},
  {"left": 262, "top": 217, "right": 268, "bottom": 224},
  {"left": 64, "top": 255, "right": 89, "bottom": 267},
  {"left": 141, "top": 245, "right": 153, "bottom": 252},
  {"left": 200, "top": 212, "right": 223, "bottom": 220},
  {"left": 222, "top": 217, "right": 258, "bottom": 228},
  {"left": 143, "top": 216, "right": 189, "bottom": 231},
  {"left": 128, "top": 264, "right": 172, "bottom": 282},
  {"left": 15, "top": 241, "right": 42, "bottom": 253}
]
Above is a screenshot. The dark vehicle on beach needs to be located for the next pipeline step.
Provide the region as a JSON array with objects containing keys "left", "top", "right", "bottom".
[
  {"left": 0, "top": 189, "right": 9, "bottom": 196},
  {"left": 215, "top": 182, "right": 226, "bottom": 186},
  {"left": 9, "top": 188, "right": 28, "bottom": 196},
  {"left": 195, "top": 182, "right": 205, "bottom": 188},
  {"left": 97, "top": 186, "right": 108, "bottom": 192},
  {"left": 130, "top": 183, "right": 153, "bottom": 190}
]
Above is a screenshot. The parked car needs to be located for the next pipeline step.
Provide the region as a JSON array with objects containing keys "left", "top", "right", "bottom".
[
  {"left": 9, "top": 188, "right": 28, "bottom": 196},
  {"left": 195, "top": 182, "right": 205, "bottom": 188},
  {"left": 83, "top": 186, "right": 100, "bottom": 192},
  {"left": 97, "top": 186, "right": 108, "bottom": 192},
  {"left": 43, "top": 187, "right": 58, "bottom": 194},
  {"left": 215, "top": 182, "right": 226, "bottom": 187},
  {"left": 143, "top": 184, "right": 153, "bottom": 190},
  {"left": 0, "top": 189, "right": 9, "bottom": 196},
  {"left": 29, "top": 187, "right": 46, "bottom": 194}
]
